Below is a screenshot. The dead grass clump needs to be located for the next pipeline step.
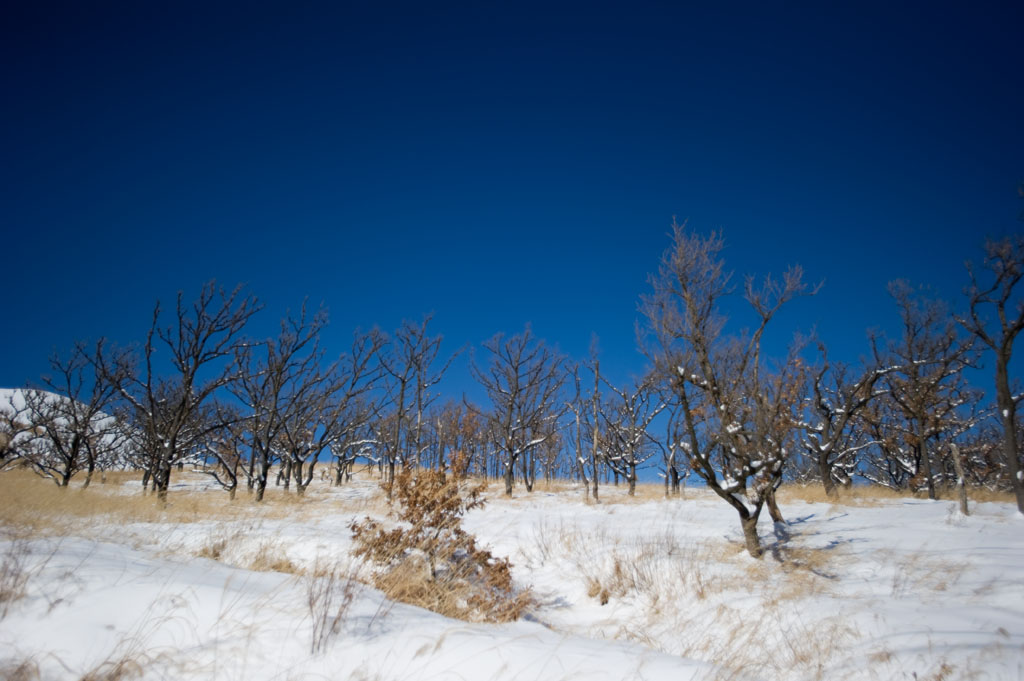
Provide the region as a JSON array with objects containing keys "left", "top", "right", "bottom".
[
  {"left": 246, "top": 539, "right": 298, "bottom": 574},
  {"left": 0, "top": 659, "right": 40, "bottom": 681},
  {"left": 889, "top": 552, "right": 968, "bottom": 599},
  {"left": 306, "top": 558, "right": 361, "bottom": 654},
  {"left": 0, "top": 532, "right": 32, "bottom": 618},
  {"left": 577, "top": 532, "right": 734, "bottom": 606},
  {"left": 79, "top": 656, "right": 145, "bottom": 681},
  {"left": 194, "top": 527, "right": 298, "bottom": 574},
  {"left": 351, "top": 467, "right": 532, "bottom": 623},
  {"left": 675, "top": 605, "right": 856, "bottom": 681}
]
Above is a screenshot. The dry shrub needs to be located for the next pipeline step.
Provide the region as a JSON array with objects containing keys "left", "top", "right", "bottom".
[{"left": 351, "top": 467, "right": 531, "bottom": 622}]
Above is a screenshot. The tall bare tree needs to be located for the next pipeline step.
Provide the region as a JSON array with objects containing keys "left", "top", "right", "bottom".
[
  {"left": 17, "top": 343, "right": 127, "bottom": 487},
  {"left": 642, "top": 223, "right": 814, "bottom": 557},
  {"left": 471, "top": 326, "right": 566, "bottom": 496},
  {"left": 800, "top": 343, "right": 893, "bottom": 498},
  {"left": 960, "top": 235, "right": 1024, "bottom": 513},
  {"left": 377, "top": 316, "right": 456, "bottom": 495},
  {"left": 97, "top": 282, "right": 261, "bottom": 500},
  {"left": 599, "top": 374, "right": 665, "bottom": 496},
  {"left": 877, "top": 281, "right": 977, "bottom": 500}
]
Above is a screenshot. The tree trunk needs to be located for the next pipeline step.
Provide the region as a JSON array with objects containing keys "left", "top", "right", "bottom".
[
  {"left": 83, "top": 460, "right": 96, "bottom": 489},
  {"left": 918, "top": 423, "right": 937, "bottom": 500},
  {"left": 766, "top": 485, "right": 785, "bottom": 524},
  {"left": 504, "top": 459, "right": 514, "bottom": 496},
  {"left": 741, "top": 515, "right": 763, "bottom": 558},
  {"left": 950, "top": 443, "right": 969, "bottom": 516},
  {"left": 995, "top": 356, "right": 1024, "bottom": 514},
  {"left": 818, "top": 452, "right": 838, "bottom": 499}
]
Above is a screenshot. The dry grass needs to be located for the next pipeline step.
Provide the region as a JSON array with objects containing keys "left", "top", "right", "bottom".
[
  {"left": 529, "top": 516, "right": 852, "bottom": 680},
  {"left": 306, "top": 558, "right": 363, "bottom": 654},
  {"left": 0, "top": 469, "right": 391, "bottom": 538},
  {"left": 0, "top": 659, "right": 41, "bottom": 681},
  {"left": 0, "top": 535, "right": 32, "bottom": 619},
  {"left": 775, "top": 482, "right": 1016, "bottom": 506},
  {"left": 886, "top": 550, "right": 969, "bottom": 599}
]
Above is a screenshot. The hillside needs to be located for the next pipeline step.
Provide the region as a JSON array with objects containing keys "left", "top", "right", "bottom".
[{"left": 1, "top": 471, "right": 1022, "bottom": 681}]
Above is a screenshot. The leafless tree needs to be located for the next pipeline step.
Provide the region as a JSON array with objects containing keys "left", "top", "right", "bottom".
[
  {"left": 652, "top": 378, "right": 690, "bottom": 497},
  {"left": 599, "top": 374, "right": 665, "bottom": 496},
  {"left": 799, "top": 343, "right": 894, "bottom": 497},
  {"left": 376, "top": 316, "right": 456, "bottom": 495},
  {"left": 203, "top": 409, "right": 248, "bottom": 499},
  {"left": 16, "top": 344, "right": 128, "bottom": 487},
  {"left": 276, "top": 328, "right": 382, "bottom": 497},
  {"left": 960, "top": 235, "right": 1024, "bottom": 513},
  {"left": 96, "top": 282, "right": 261, "bottom": 500},
  {"left": 566, "top": 364, "right": 594, "bottom": 499},
  {"left": 230, "top": 305, "right": 328, "bottom": 501},
  {"left": 875, "top": 281, "right": 978, "bottom": 499},
  {"left": 471, "top": 326, "right": 566, "bottom": 496},
  {"left": 0, "top": 390, "right": 34, "bottom": 469},
  {"left": 641, "top": 222, "right": 815, "bottom": 557}
]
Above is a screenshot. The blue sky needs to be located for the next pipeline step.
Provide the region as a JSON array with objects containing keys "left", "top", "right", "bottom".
[{"left": 3, "top": 1, "right": 1022, "bottom": 404}]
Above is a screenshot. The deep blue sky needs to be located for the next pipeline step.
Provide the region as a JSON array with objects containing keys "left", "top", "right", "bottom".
[{"left": 3, "top": 1, "right": 1022, "bottom": 403}]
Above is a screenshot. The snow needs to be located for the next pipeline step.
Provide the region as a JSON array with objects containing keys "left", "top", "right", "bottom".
[{"left": 2, "top": 474, "right": 1024, "bottom": 681}]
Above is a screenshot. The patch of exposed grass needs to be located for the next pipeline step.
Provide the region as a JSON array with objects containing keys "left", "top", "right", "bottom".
[{"left": 775, "top": 482, "right": 1016, "bottom": 506}]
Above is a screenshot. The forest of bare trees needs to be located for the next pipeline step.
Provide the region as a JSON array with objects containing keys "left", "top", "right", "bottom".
[{"left": 2, "top": 229, "right": 1022, "bottom": 552}]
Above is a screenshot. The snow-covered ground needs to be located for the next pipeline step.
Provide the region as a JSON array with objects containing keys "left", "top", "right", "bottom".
[{"left": 2, "top": 473, "right": 1022, "bottom": 680}]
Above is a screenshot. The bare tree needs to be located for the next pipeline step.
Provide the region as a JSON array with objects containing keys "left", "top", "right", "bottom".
[
  {"left": 655, "top": 391, "right": 690, "bottom": 497},
  {"left": 799, "top": 343, "right": 893, "bottom": 498},
  {"left": 16, "top": 344, "right": 128, "bottom": 487},
  {"left": 97, "top": 282, "right": 261, "bottom": 500},
  {"left": 0, "top": 389, "right": 34, "bottom": 469},
  {"left": 877, "top": 281, "right": 977, "bottom": 499},
  {"left": 471, "top": 326, "right": 566, "bottom": 496},
  {"left": 203, "top": 409, "right": 248, "bottom": 499},
  {"left": 641, "top": 222, "right": 815, "bottom": 557},
  {"left": 278, "top": 328, "right": 382, "bottom": 496},
  {"left": 376, "top": 316, "right": 456, "bottom": 495},
  {"left": 566, "top": 364, "right": 594, "bottom": 500},
  {"left": 230, "top": 305, "right": 326, "bottom": 501},
  {"left": 960, "top": 236, "right": 1024, "bottom": 513},
  {"left": 599, "top": 374, "right": 665, "bottom": 496}
]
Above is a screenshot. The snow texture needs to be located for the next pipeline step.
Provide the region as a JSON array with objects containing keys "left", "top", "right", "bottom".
[{"left": 2, "top": 473, "right": 1023, "bottom": 681}]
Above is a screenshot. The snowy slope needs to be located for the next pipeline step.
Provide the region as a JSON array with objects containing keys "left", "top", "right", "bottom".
[{"left": 1, "top": 475, "right": 1022, "bottom": 681}]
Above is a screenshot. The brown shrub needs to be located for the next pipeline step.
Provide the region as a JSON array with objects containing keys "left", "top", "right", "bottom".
[{"left": 350, "top": 467, "right": 531, "bottom": 622}]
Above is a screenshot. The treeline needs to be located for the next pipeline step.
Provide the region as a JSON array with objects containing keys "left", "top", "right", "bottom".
[{"left": 1, "top": 226, "right": 1021, "bottom": 555}]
